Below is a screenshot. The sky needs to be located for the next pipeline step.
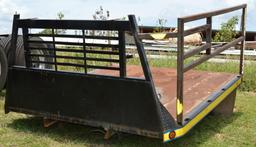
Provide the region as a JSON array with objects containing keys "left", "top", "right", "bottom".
[{"left": 0, "top": 0, "right": 255, "bottom": 33}]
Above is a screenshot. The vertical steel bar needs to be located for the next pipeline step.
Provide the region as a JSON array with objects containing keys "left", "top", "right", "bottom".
[
  {"left": 52, "top": 29, "right": 58, "bottom": 71},
  {"left": 206, "top": 17, "right": 212, "bottom": 55},
  {"left": 240, "top": 7, "right": 247, "bottom": 75},
  {"left": 82, "top": 30, "right": 87, "bottom": 74},
  {"left": 22, "top": 28, "right": 31, "bottom": 68},
  {"left": 119, "top": 30, "right": 126, "bottom": 78},
  {"left": 177, "top": 18, "right": 184, "bottom": 125},
  {"left": 9, "top": 14, "right": 20, "bottom": 66}
]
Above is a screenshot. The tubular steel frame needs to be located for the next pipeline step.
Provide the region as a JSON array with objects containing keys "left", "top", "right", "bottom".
[{"left": 5, "top": 4, "right": 247, "bottom": 142}]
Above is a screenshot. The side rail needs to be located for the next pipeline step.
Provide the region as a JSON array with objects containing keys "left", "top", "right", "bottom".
[
  {"left": 176, "top": 4, "right": 247, "bottom": 125},
  {"left": 137, "top": 4, "right": 247, "bottom": 125}
]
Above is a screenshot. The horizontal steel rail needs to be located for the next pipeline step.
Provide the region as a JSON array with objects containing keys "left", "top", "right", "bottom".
[
  {"left": 184, "top": 43, "right": 211, "bottom": 59},
  {"left": 138, "top": 5, "right": 246, "bottom": 40},
  {"left": 184, "top": 24, "right": 210, "bottom": 36},
  {"left": 31, "top": 60, "right": 120, "bottom": 70},
  {"left": 29, "top": 54, "right": 120, "bottom": 63},
  {"left": 18, "top": 19, "right": 131, "bottom": 31},
  {"left": 184, "top": 37, "right": 244, "bottom": 72},
  {"left": 137, "top": 24, "right": 209, "bottom": 40},
  {"left": 29, "top": 47, "right": 120, "bottom": 55},
  {"left": 28, "top": 40, "right": 119, "bottom": 48},
  {"left": 180, "top": 4, "right": 247, "bottom": 22},
  {"left": 29, "top": 33, "right": 119, "bottom": 40}
]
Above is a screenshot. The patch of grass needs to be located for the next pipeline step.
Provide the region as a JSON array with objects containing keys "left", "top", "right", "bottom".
[{"left": 0, "top": 92, "right": 255, "bottom": 146}]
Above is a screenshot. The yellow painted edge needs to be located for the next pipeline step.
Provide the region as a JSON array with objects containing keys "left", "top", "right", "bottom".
[
  {"left": 163, "top": 133, "right": 170, "bottom": 141},
  {"left": 177, "top": 99, "right": 183, "bottom": 115},
  {"left": 163, "top": 78, "right": 241, "bottom": 142}
]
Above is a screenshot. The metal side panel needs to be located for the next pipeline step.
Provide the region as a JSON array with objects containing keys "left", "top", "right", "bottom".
[{"left": 5, "top": 67, "right": 169, "bottom": 138}]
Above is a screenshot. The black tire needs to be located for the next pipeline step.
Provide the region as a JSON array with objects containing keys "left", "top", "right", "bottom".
[
  {"left": 0, "top": 35, "right": 11, "bottom": 56},
  {"left": 0, "top": 35, "right": 54, "bottom": 89},
  {"left": 0, "top": 36, "right": 11, "bottom": 90},
  {"left": 0, "top": 46, "right": 8, "bottom": 90},
  {"left": 0, "top": 35, "right": 53, "bottom": 68}
]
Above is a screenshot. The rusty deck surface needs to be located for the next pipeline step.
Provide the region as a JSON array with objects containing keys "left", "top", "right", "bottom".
[{"left": 92, "top": 65, "right": 237, "bottom": 119}]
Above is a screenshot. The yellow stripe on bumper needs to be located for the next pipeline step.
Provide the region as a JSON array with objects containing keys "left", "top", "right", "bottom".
[{"left": 163, "top": 78, "right": 241, "bottom": 143}]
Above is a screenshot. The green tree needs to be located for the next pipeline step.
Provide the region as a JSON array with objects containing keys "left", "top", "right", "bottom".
[
  {"left": 57, "top": 12, "right": 64, "bottom": 20},
  {"left": 92, "top": 6, "right": 110, "bottom": 20},
  {"left": 90, "top": 6, "right": 110, "bottom": 37},
  {"left": 55, "top": 12, "right": 66, "bottom": 34},
  {"left": 213, "top": 16, "right": 239, "bottom": 42}
]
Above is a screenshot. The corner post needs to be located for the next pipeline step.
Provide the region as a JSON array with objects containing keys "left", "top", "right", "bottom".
[
  {"left": 239, "top": 6, "right": 247, "bottom": 75},
  {"left": 177, "top": 18, "right": 184, "bottom": 125},
  {"left": 9, "top": 14, "right": 20, "bottom": 66}
]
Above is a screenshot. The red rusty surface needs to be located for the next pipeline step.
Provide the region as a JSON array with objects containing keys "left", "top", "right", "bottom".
[{"left": 92, "top": 65, "right": 237, "bottom": 119}]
